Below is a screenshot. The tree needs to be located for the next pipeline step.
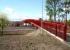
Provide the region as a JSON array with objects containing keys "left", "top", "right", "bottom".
[
  {"left": 46, "top": 0, "right": 61, "bottom": 21},
  {"left": 67, "top": 20, "right": 70, "bottom": 26},
  {"left": 47, "top": 9, "right": 54, "bottom": 21},
  {"left": 62, "top": 0, "right": 70, "bottom": 23},
  {"left": 57, "top": 8, "right": 64, "bottom": 22},
  {"left": 0, "top": 13, "right": 9, "bottom": 35},
  {"left": 64, "top": 0, "right": 70, "bottom": 14}
]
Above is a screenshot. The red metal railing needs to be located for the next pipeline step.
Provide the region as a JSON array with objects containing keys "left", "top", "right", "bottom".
[{"left": 23, "top": 19, "right": 67, "bottom": 40}]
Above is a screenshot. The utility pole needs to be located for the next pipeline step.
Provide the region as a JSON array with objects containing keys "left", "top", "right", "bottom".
[{"left": 41, "top": 0, "right": 43, "bottom": 34}]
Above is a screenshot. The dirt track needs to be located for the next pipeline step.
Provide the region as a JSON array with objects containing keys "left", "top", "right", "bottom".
[{"left": 0, "top": 29, "right": 70, "bottom": 50}]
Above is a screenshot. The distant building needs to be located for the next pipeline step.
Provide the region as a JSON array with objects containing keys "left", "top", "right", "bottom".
[
  {"left": 8, "top": 20, "right": 33, "bottom": 27},
  {"left": 8, "top": 21, "right": 22, "bottom": 27}
]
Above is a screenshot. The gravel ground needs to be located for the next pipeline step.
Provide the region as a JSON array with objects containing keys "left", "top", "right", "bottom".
[
  {"left": 0, "top": 29, "right": 70, "bottom": 50},
  {"left": 0, "top": 27, "right": 36, "bottom": 35},
  {"left": 2, "top": 30, "right": 35, "bottom": 35}
]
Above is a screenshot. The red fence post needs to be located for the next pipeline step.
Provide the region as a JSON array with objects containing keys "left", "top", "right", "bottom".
[{"left": 63, "top": 25, "right": 67, "bottom": 40}]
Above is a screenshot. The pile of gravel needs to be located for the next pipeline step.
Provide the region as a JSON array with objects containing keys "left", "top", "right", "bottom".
[{"left": 0, "top": 29, "right": 70, "bottom": 50}]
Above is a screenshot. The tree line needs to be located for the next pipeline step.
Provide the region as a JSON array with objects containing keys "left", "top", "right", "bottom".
[{"left": 46, "top": 0, "right": 70, "bottom": 22}]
